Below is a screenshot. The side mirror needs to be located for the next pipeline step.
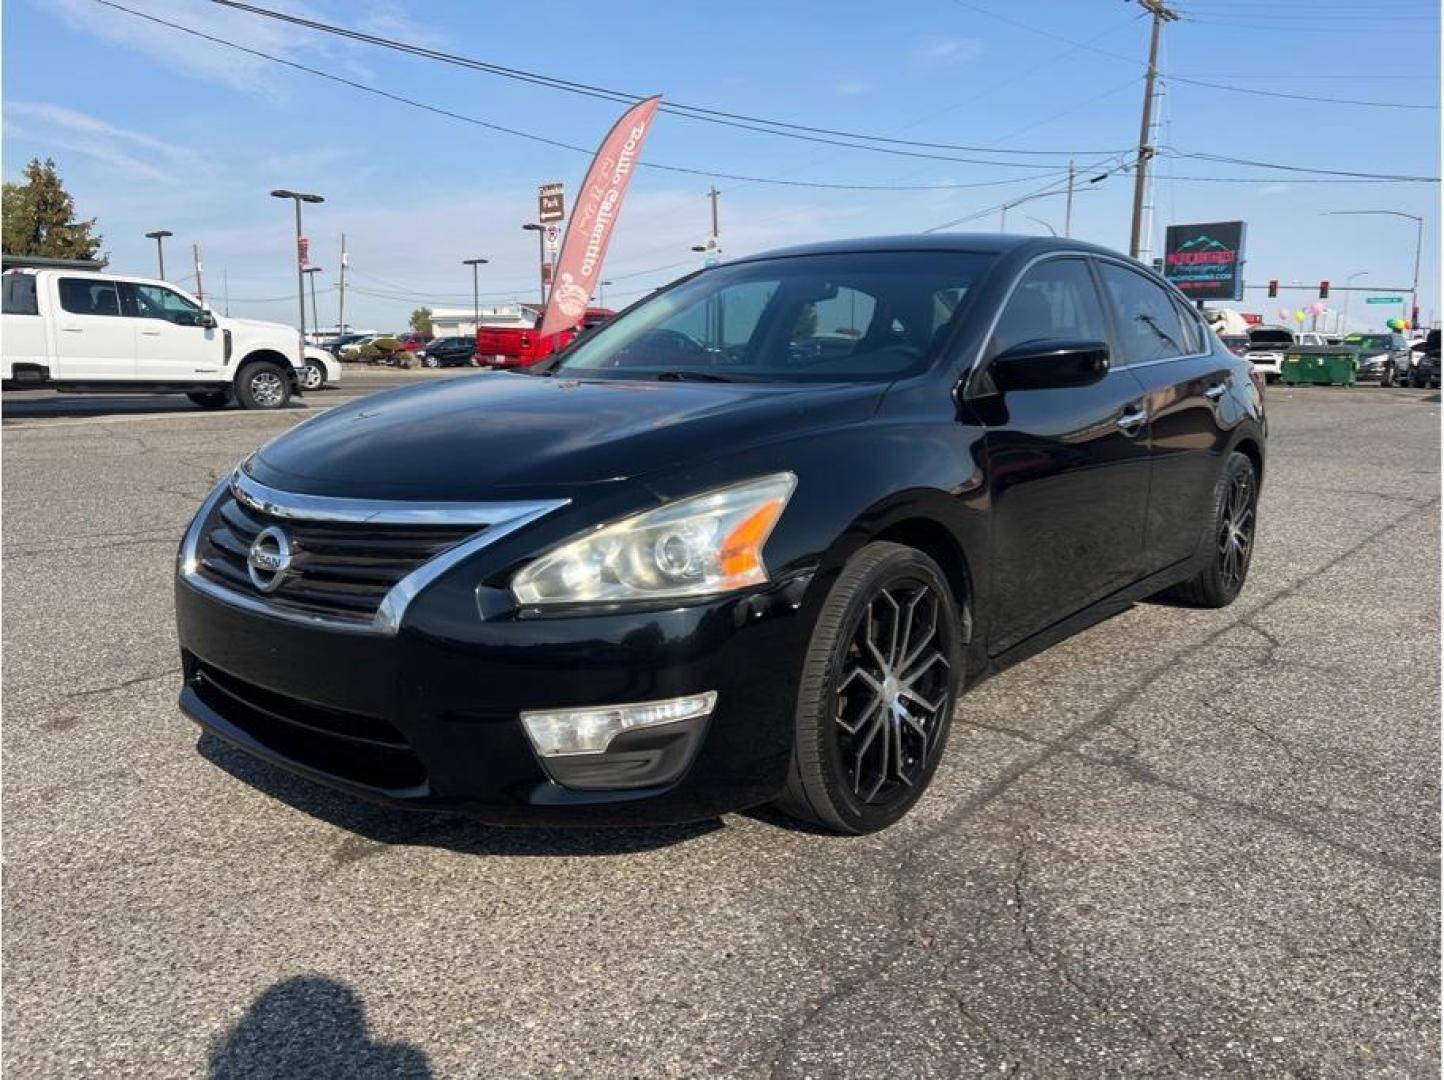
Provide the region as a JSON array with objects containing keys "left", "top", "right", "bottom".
[
  {"left": 197, "top": 310, "right": 218, "bottom": 329},
  {"left": 989, "top": 339, "right": 1110, "bottom": 392}
]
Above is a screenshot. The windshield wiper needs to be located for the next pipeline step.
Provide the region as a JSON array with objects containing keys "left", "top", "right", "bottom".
[{"left": 655, "top": 369, "right": 734, "bottom": 382}]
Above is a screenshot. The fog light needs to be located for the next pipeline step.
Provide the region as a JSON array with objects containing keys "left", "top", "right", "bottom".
[{"left": 520, "top": 692, "right": 718, "bottom": 757}]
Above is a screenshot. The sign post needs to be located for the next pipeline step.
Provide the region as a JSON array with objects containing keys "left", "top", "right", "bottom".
[{"left": 1162, "top": 221, "right": 1246, "bottom": 302}]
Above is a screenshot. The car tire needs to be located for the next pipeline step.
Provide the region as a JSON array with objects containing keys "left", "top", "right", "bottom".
[
  {"left": 423, "top": 355, "right": 440, "bottom": 368},
  {"left": 775, "top": 541, "right": 964, "bottom": 834},
  {"left": 1161, "top": 451, "right": 1258, "bottom": 609},
  {"left": 186, "top": 390, "right": 230, "bottom": 410},
  {"left": 301, "top": 358, "right": 327, "bottom": 390},
  {"left": 234, "top": 361, "right": 292, "bottom": 410}
]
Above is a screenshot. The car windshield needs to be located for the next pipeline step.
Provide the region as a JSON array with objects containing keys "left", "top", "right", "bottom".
[
  {"left": 1248, "top": 330, "right": 1292, "bottom": 348},
  {"left": 1345, "top": 334, "right": 1397, "bottom": 351},
  {"left": 549, "top": 250, "right": 993, "bottom": 383}
]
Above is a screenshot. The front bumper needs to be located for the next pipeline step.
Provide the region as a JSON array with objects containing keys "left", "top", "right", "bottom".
[{"left": 175, "top": 570, "right": 814, "bottom": 825}]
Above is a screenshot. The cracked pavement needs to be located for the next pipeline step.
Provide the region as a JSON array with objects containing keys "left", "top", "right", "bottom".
[{"left": 3, "top": 383, "right": 1439, "bottom": 1077}]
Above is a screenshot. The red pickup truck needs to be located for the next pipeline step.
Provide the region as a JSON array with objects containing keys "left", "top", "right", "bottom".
[{"left": 475, "top": 308, "right": 614, "bottom": 369}]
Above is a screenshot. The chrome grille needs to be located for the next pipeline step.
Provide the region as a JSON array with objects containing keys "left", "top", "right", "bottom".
[{"left": 196, "top": 495, "right": 480, "bottom": 623}]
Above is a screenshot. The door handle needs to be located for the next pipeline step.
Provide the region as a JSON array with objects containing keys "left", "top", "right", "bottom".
[
  {"left": 1116, "top": 408, "right": 1147, "bottom": 435},
  {"left": 140, "top": 329, "right": 162, "bottom": 336},
  {"left": 1203, "top": 383, "right": 1226, "bottom": 401},
  {"left": 60, "top": 327, "right": 84, "bottom": 333}
]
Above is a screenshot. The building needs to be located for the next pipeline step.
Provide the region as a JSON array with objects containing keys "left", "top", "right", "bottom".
[{"left": 429, "top": 302, "right": 540, "bottom": 338}]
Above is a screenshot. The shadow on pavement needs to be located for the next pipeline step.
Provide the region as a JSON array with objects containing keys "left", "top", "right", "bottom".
[
  {"left": 1, "top": 393, "right": 312, "bottom": 420},
  {"left": 198, "top": 733, "right": 723, "bottom": 857},
  {"left": 209, "top": 976, "right": 431, "bottom": 1079}
]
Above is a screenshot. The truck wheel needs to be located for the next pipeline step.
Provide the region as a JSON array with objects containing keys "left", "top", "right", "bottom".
[
  {"left": 186, "top": 391, "right": 231, "bottom": 410},
  {"left": 301, "top": 358, "right": 327, "bottom": 390},
  {"left": 235, "top": 361, "right": 291, "bottom": 410}
]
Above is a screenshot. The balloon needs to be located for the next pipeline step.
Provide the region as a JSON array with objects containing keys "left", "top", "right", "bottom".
[
  {"left": 1403, "top": 319, "right": 1413, "bottom": 330},
  {"left": 1310, "top": 302, "right": 1326, "bottom": 316},
  {"left": 1278, "top": 307, "right": 1291, "bottom": 320},
  {"left": 1386, "top": 318, "right": 1403, "bottom": 330},
  {"left": 1294, "top": 309, "right": 1307, "bottom": 323}
]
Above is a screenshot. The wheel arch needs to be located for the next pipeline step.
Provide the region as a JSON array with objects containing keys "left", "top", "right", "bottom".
[
  {"left": 1232, "top": 435, "right": 1264, "bottom": 485},
  {"left": 235, "top": 348, "right": 293, "bottom": 375}
]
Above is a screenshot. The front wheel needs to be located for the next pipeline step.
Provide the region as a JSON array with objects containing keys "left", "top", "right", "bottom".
[
  {"left": 776, "top": 542, "right": 964, "bottom": 834},
  {"left": 300, "top": 358, "right": 327, "bottom": 390},
  {"left": 235, "top": 361, "right": 292, "bottom": 410},
  {"left": 422, "top": 355, "right": 440, "bottom": 368},
  {"left": 1161, "top": 451, "right": 1258, "bottom": 608}
]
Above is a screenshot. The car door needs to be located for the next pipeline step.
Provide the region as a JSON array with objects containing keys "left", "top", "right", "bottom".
[
  {"left": 125, "top": 282, "right": 225, "bottom": 381},
  {"left": 1093, "top": 259, "right": 1233, "bottom": 573},
  {"left": 51, "top": 276, "right": 134, "bottom": 380},
  {"left": 976, "top": 256, "right": 1151, "bottom": 654}
]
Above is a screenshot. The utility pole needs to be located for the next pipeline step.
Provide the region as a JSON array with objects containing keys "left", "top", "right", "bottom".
[
  {"left": 337, "top": 233, "right": 348, "bottom": 335},
  {"left": 192, "top": 243, "right": 205, "bottom": 305},
  {"left": 708, "top": 186, "right": 720, "bottom": 242},
  {"left": 1064, "top": 159, "right": 1076, "bottom": 239},
  {"left": 1129, "top": 0, "right": 1177, "bottom": 260}
]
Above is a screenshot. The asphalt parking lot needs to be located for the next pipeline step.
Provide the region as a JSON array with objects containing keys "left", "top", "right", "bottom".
[{"left": 3, "top": 378, "right": 1439, "bottom": 1077}]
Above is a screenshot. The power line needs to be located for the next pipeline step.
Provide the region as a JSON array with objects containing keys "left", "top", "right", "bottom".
[
  {"left": 208, "top": 0, "right": 1122, "bottom": 159},
  {"left": 91, "top": 0, "right": 1088, "bottom": 192},
  {"left": 1162, "top": 148, "right": 1439, "bottom": 182}
]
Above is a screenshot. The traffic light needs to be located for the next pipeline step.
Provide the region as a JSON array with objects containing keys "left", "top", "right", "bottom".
[
  {"left": 1267, "top": 279, "right": 1278, "bottom": 298},
  {"left": 1319, "top": 280, "right": 1330, "bottom": 299}
]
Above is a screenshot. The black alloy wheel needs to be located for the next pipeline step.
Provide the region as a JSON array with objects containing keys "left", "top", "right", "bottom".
[
  {"left": 1162, "top": 451, "right": 1258, "bottom": 608},
  {"left": 778, "top": 542, "right": 964, "bottom": 834}
]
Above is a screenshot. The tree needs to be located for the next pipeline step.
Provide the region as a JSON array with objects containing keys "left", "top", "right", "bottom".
[
  {"left": 2, "top": 158, "right": 103, "bottom": 260},
  {"left": 408, "top": 306, "right": 433, "bottom": 334}
]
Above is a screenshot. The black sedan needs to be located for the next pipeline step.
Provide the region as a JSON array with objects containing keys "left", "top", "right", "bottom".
[
  {"left": 417, "top": 335, "right": 478, "bottom": 368},
  {"left": 175, "top": 235, "right": 1265, "bottom": 834}
]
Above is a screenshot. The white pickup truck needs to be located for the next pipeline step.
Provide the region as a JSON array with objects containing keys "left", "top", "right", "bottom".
[{"left": 2, "top": 268, "right": 310, "bottom": 409}]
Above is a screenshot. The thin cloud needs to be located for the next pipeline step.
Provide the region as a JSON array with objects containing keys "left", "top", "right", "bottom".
[
  {"left": 915, "top": 37, "right": 984, "bottom": 66},
  {"left": 4, "top": 101, "right": 204, "bottom": 183}
]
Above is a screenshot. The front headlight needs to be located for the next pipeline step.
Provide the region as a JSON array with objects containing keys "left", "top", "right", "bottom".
[{"left": 511, "top": 472, "right": 797, "bottom": 606}]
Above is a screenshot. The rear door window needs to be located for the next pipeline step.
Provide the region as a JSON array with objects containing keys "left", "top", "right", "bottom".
[
  {"left": 58, "top": 277, "right": 123, "bottom": 317},
  {"left": 1096, "top": 262, "right": 1186, "bottom": 364},
  {"left": 3, "top": 273, "right": 38, "bottom": 315}
]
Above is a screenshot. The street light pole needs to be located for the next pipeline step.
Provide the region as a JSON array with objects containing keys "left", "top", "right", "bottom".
[
  {"left": 522, "top": 223, "right": 546, "bottom": 307},
  {"left": 1341, "top": 270, "right": 1368, "bottom": 334},
  {"left": 1025, "top": 215, "right": 1057, "bottom": 237},
  {"left": 302, "top": 267, "right": 324, "bottom": 338},
  {"left": 271, "top": 189, "right": 325, "bottom": 350},
  {"left": 1324, "top": 210, "right": 1424, "bottom": 326},
  {"left": 462, "top": 257, "right": 488, "bottom": 332},
  {"left": 144, "top": 230, "right": 172, "bottom": 279}
]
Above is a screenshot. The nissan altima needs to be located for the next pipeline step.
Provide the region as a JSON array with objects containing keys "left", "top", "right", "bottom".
[{"left": 176, "top": 235, "right": 1265, "bottom": 834}]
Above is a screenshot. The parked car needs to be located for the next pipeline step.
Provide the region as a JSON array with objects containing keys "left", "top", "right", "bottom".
[
  {"left": 301, "top": 345, "right": 343, "bottom": 390},
  {"left": 1242, "top": 325, "right": 1294, "bottom": 383},
  {"left": 1342, "top": 331, "right": 1411, "bottom": 384},
  {"left": 325, "top": 332, "right": 372, "bottom": 358},
  {"left": 395, "top": 331, "right": 432, "bottom": 354},
  {"left": 2, "top": 268, "right": 303, "bottom": 409},
  {"left": 175, "top": 235, "right": 1264, "bottom": 834},
  {"left": 1409, "top": 329, "right": 1440, "bottom": 388},
  {"left": 416, "top": 335, "right": 478, "bottom": 368},
  {"left": 1218, "top": 333, "right": 1249, "bottom": 357},
  {"left": 476, "top": 307, "right": 614, "bottom": 369}
]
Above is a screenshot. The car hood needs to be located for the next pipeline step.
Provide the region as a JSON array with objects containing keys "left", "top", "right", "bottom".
[
  {"left": 223, "top": 316, "right": 296, "bottom": 336},
  {"left": 247, "top": 372, "right": 886, "bottom": 500}
]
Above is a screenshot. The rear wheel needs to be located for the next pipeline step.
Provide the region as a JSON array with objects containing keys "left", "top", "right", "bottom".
[
  {"left": 186, "top": 390, "right": 230, "bottom": 410},
  {"left": 1162, "top": 451, "right": 1258, "bottom": 608},
  {"left": 235, "top": 361, "right": 291, "bottom": 410},
  {"left": 776, "top": 542, "right": 964, "bottom": 834},
  {"left": 300, "top": 358, "right": 327, "bottom": 390}
]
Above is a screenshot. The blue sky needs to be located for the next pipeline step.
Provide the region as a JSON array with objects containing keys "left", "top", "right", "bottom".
[{"left": 4, "top": 0, "right": 1439, "bottom": 332}]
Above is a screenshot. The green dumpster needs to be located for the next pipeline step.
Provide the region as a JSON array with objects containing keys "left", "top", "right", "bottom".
[{"left": 1281, "top": 347, "right": 1358, "bottom": 387}]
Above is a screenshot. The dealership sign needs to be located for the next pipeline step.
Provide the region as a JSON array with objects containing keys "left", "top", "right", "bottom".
[{"left": 1162, "top": 221, "right": 1246, "bottom": 302}]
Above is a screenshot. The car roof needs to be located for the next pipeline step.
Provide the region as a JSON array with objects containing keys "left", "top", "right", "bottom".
[{"left": 728, "top": 233, "right": 1130, "bottom": 265}]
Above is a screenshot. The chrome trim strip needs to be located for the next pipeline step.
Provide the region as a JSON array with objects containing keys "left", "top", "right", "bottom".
[
  {"left": 179, "top": 470, "right": 568, "bottom": 635},
  {"left": 231, "top": 467, "right": 558, "bottom": 526}
]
